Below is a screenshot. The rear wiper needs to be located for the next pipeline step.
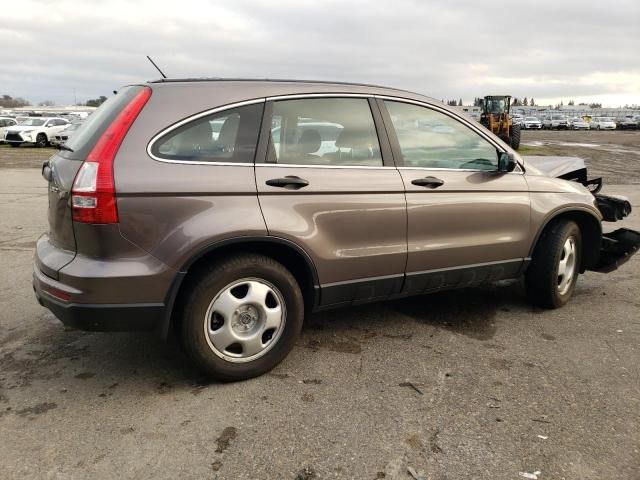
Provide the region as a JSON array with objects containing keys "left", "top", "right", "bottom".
[{"left": 57, "top": 144, "right": 74, "bottom": 152}]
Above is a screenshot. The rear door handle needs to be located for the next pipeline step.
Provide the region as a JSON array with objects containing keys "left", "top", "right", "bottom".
[
  {"left": 265, "top": 176, "right": 309, "bottom": 190},
  {"left": 411, "top": 176, "right": 444, "bottom": 188}
]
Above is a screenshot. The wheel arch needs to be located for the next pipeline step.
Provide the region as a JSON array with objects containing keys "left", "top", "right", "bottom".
[
  {"left": 160, "top": 236, "right": 320, "bottom": 339},
  {"left": 529, "top": 207, "right": 602, "bottom": 273}
]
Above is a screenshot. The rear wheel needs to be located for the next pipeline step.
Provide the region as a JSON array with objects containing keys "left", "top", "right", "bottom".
[
  {"left": 180, "top": 254, "right": 304, "bottom": 381},
  {"left": 35, "top": 133, "right": 48, "bottom": 147},
  {"left": 526, "top": 220, "right": 581, "bottom": 309},
  {"left": 510, "top": 124, "right": 521, "bottom": 150}
]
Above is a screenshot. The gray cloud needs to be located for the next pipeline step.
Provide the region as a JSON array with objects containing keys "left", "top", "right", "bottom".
[{"left": 2, "top": 0, "right": 639, "bottom": 106}]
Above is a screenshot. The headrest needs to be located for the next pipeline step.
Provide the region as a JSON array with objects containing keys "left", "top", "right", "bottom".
[
  {"left": 178, "top": 120, "right": 212, "bottom": 150},
  {"left": 297, "top": 129, "right": 322, "bottom": 154},
  {"left": 335, "top": 128, "right": 370, "bottom": 149}
]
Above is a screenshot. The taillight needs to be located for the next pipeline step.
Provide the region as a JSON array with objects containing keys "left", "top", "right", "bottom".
[{"left": 71, "top": 87, "right": 152, "bottom": 224}]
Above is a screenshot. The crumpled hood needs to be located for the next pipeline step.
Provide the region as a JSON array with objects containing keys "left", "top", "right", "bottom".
[{"left": 523, "top": 155, "right": 586, "bottom": 179}]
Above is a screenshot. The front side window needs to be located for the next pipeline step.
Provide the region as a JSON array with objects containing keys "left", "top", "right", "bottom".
[
  {"left": 268, "top": 98, "right": 382, "bottom": 167},
  {"left": 151, "top": 103, "right": 264, "bottom": 163},
  {"left": 384, "top": 101, "right": 499, "bottom": 170},
  {"left": 22, "top": 118, "right": 45, "bottom": 127}
]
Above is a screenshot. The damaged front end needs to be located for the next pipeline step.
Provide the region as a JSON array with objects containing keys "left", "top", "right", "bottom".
[
  {"left": 526, "top": 156, "right": 640, "bottom": 273},
  {"left": 591, "top": 228, "right": 640, "bottom": 273}
]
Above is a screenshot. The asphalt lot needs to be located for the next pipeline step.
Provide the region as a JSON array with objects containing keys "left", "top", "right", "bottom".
[{"left": 0, "top": 133, "right": 639, "bottom": 479}]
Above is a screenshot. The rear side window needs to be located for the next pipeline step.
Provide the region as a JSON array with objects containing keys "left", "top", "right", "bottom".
[
  {"left": 268, "top": 98, "right": 383, "bottom": 167},
  {"left": 61, "top": 86, "right": 145, "bottom": 161},
  {"left": 151, "top": 103, "right": 264, "bottom": 163}
]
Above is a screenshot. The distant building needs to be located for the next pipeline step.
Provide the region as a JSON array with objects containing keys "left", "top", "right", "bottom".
[
  {"left": 455, "top": 104, "right": 639, "bottom": 121},
  {"left": 1, "top": 105, "right": 97, "bottom": 117}
]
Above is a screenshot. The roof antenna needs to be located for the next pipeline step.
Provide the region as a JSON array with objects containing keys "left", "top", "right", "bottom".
[{"left": 146, "top": 55, "right": 167, "bottom": 79}]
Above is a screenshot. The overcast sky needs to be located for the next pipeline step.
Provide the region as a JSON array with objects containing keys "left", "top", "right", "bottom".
[{"left": 2, "top": 0, "right": 639, "bottom": 107}]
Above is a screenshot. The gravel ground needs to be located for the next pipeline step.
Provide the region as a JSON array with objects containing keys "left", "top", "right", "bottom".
[{"left": 0, "top": 139, "right": 639, "bottom": 479}]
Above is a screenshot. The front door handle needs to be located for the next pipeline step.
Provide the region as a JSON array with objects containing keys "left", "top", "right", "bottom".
[
  {"left": 265, "top": 176, "right": 309, "bottom": 190},
  {"left": 411, "top": 176, "right": 444, "bottom": 188}
]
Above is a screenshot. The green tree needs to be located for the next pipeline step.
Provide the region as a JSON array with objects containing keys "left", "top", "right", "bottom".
[
  {"left": 0, "top": 94, "right": 31, "bottom": 108},
  {"left": 85, "top": 95, "right": 108, "bottom": 107},
  {"left": 523, "top": 97, "right": 528, "bottom": 106},
  {"left": 530, "top": 98, "right": 535, "bottom": 106}
]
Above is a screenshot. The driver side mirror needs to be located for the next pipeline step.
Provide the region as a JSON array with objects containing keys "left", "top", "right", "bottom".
[{"left": 497, "top": 152, "right": 516, "bottom": 172}]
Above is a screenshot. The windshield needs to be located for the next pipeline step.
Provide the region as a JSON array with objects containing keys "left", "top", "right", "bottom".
[
  {"left": 601, "top": 117, "right": 613, "bottom": 122},
  {"left": 525, "top": 117, "right": 538, "bottom": 121},
  {"left": 552, "top": 115, "right": 565, "bottom": 120},
  {"left": 485, "top": 98, "right": 507, "bottom": 113},
  {"left": 20, "top": 118, "right": 46, "bottom": 126}
]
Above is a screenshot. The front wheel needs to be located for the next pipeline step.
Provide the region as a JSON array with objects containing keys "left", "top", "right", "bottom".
[
  {"left": 526, "top": 220, "right": 582, "bottom": 309},
  {"left": 510, "top": 124, "right": 521, "bottom": 150},
  {"left": 180, "top": 254, "right": 304, "bottom": 381},
  {"left": 35, "top": 133, "right": 48, "bottom": 147}
]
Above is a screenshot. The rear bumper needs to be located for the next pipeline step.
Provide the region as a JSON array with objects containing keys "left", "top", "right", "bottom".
[{"left": 33, "top": 264, "right": 165, "bottom": 331}]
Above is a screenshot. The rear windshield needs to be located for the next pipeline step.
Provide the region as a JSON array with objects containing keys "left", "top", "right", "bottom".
[{"left": 60, "top": 86, "right": 144, "bottom": 160}]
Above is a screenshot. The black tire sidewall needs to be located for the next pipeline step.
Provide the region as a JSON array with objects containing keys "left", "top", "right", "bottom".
[
  {"left": 527, "top": 221, "right": 582, "bottom": 308},
  {"left": 181, "top": 255, "right": 304, "bottom": 381},
  {"left": 36, "top": 133, "right": 47, "bottom": 147}
]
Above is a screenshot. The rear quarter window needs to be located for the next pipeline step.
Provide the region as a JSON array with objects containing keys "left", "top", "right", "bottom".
[{"left": 150, "top": 103, "right": 264, "bottom": 163}]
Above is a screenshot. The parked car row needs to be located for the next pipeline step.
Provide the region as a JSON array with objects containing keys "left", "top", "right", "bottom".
[
  {"left": 514, "top": 114, "right": 640, "bottom": 130},
  {"left": 1, "top": 116, "right": 83, "bottom": 148}
]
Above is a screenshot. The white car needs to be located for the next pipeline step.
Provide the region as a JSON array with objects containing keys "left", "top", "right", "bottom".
[
  {"left": 521, "top": 116, "right": 542, "bottom": 129},
  {"left": 542, "top": 114, "right": 569, "bottom": 129},
  {"left": 590, "top": 117, "right": 616, "bottom": 130},
  {"left": 49, "top": 122, "right": 83, "bottom": 147},
  {"left": 0, "top": 117, "right": 18, "bottom": 143},
  {"left": 568, "top": 117, "right": 590, "bottom": 130},
  {"left": 4, "top": 117, "right": 69, "bottom": 147}
]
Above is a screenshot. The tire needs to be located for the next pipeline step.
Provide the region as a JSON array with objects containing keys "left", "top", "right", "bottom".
[
  {"left": 10, "top": 143, "right": 21, "bottom": 148},
  {"left": 510, "top": 124, "right": 521, "bottom": 150},
  {"left": 525, "top": 220, "right": 582, "bottom": 309},
  {"left": 180, "top": 254, "right": 304, "bottom": 381},
  {"left": 35, "top": 133, "right": 48, "bottom": 147}
]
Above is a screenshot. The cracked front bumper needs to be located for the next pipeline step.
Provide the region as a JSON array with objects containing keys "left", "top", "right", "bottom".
[{"left": 591, "top": 228, "right": 640, "bottom": 273}]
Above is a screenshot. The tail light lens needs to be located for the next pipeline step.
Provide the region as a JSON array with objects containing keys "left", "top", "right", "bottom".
[{"left": 71, "top": 87, "right": 152, "bottom": 224}]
